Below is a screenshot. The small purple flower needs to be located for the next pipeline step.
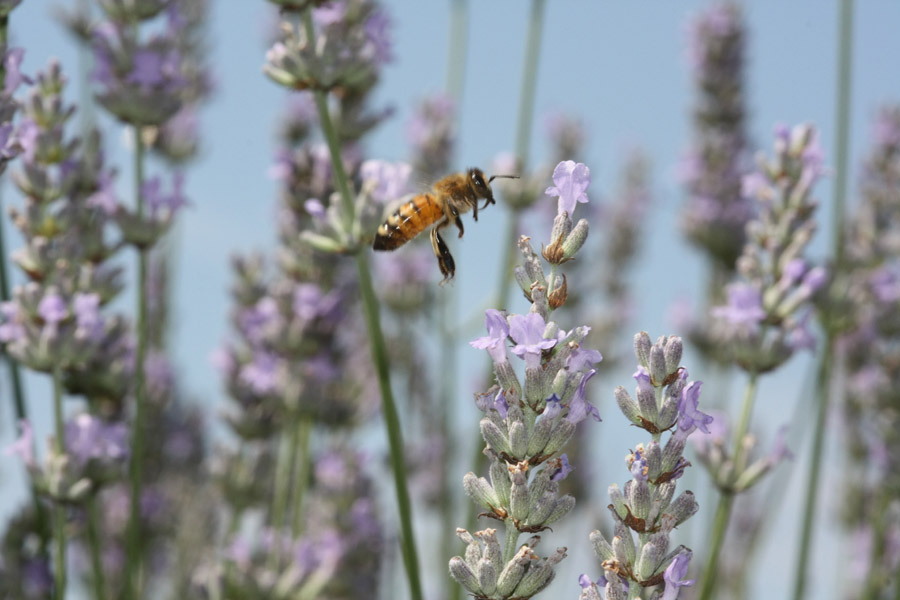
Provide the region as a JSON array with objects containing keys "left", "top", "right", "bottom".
[
  {"left": 64, "top": 413, "right": 130, "bottom": 469},
  {"left": 470, "top": 309, "right": 510, "bottom": 364},
  {"left": 676, "top": 381, "right": 713, "bottom": 438},
  {"left": 508, "top": 312, "right": 556, "bottom": 369},
  {"left": 712, "top": 282, "right": 765, "bottom": 329},
  {"left": 364, "top": 8, "right": 393, "bottom": 64},
  {"left": 633, "top": 365, "right": 652, "bottom": 392},
  {"left": 144, "top": 172, "right": 189, "bottom": 220},
  {"left": 550, "top": 454, "right": 574, "bottom": 482},
  {"left": 3, "top": 47, "right": 31, "bottom": 95},
  {"left": 870, "top": 265, "right": 900, "bottom": 304},
  {"left": 293, "top": 284, "right": 340, "bottom": 323},
  {"left": 87, "top": 169, "right": 120, "bottom": 215},
  {"left": 5, "top": 419, "right": 34, "bottom": 466},
  {"left": 313, "top": 1, "right": 347, "bottom": 27},
  {"left": 360, "top": 159, "right": 412, "bottom": 204},
  {"left": 578, "top": 573, "right": 608, "bottom": 589},
  {"left": 38, "top": 293, "right": 68, "bottom": 325},
  {"left": 661, "top": 551, "right": 695, "bottom": 600},
  {"left": 128, "top": 48, "right": 168, "bottom": 89},
  {"left": 545, "top": 160, "right": 590, "bottom": 217},
  {"left": 239, "top": 297, "right": 280, "bottom": 344},
  {"left": 567, "top": 369, "right": 601, "bottom": 424},
  {"left": 629, "top": 446, "right": 649, "bottom": 482},
  {"left": 0, "top": 301, "right": 25, "bottom": 343},
  {"left": 73, "top": 293, "right": 103, "bottom": 339},
  {"left": 787, "top": 311, "right": 816, "bottom": 352},
  {"left": 240, "top": 351, "right": 281, "bottom": 394},
  {"left": 566, "top": 342, "right": 603, "bottom": 373}
]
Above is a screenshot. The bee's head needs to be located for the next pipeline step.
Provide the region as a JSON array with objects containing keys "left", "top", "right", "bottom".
[{"left": 468, "top": 168, "right": 519, "bottom": 205}]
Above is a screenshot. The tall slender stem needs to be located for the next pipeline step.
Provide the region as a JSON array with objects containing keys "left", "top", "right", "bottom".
[
  {"left": 0, "top": 11, "right": 27, "bottom": 434},
  {"left": 290, "top": 417, "right": 313, "bottom": 535},
  {"left": 87, "top": 496, "right": 107, "bottom": 600},
  {"left": 52, "top": 367, "right": 67, "bottom": 600},
  {"left": 270, "top": 427, "right": 295, "bottom": 534},
  {"left": 502, "top": 520, "right": 519, "bottom": 565},
  {"left": 301, "top": 11, "right": 422, "bottom": 600},
  {"left": 698, "top": 372, "right": 758, "bottom": 600},
  {"left": 442, "top": 3, "right": 469, "bottom": 599},
  {"left": 792, "top": 3, "right": 853, "bottom": 598},
  {"left": 126, "top": 127, "right": 148, "bottom": 600}
]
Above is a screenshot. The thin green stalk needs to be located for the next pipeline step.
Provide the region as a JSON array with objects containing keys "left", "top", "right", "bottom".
[
  {"left": 792, "top": 3, "right": 853, "bottom": 598},
  {"left": 698, "top": 372, "right": 758, "bottom": 600},
  {"left": 289, "top": 417, "right": 313, "bottom": 535},
  {"left": 52, "top": 367, "right": 67, "bottom": 600},
  {"left": 87, "top": 496, "right": 107, "bottom": 600},
  {"left": 125, "top": 127, "right": 148, "bottom": 600},
  {"left": 443, "top": 3, "right": 468, "bottom": 599},
  {"left": 271, "top": 427, "right": 295, "bottom": 534},
  {"left": 301, "top": 11, "right": 422, "bottom": 600}
]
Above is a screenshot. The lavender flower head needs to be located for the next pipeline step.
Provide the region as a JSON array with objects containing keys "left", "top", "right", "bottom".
[
  {"left": 407, "top": 92, "right": 455, "bottom": 179},
  {"left": 710, "top": 123, "right": 826, "bottom": 373},
  {"left": 681, "top": 1, "right": 751, "bottom": 269}
]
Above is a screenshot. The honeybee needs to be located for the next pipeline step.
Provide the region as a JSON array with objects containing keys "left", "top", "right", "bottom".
[{"left": 372, "top": 168, "right": 517, "bottom": 282}]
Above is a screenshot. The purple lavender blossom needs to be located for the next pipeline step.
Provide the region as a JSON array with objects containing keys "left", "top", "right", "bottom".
[
  {"left": 567, "top": 369, "right": 601, "bottom": 424},
  {"left": 676, "top": 380, "right": 713, "bottom": 438},
  {"left": 470, "top": 309, "right": 510, "bottom": 364},
  {"left": 550, "top": 454, "right": 574, "bottom": 482},
  {"left": 37, "top": 293, "right": 68, "bottom": 325},
  {"left": 360, "top": 159, "right": 412, "bottom": 204},
  {"left": 661, "top": 552, "right": 696, "bottom": 600},
  {"left": 508, "top": 312, "right": 556, "bottom": 369},
  {"left": 5, "top": 420, "right": 34, "bottom": 466},
  {"left": 545, "top": 160, "right": 590, "bottom": 216},
  {"left": 64, "top": 414, "right": 130, "bottom": 469},
  {"left": 712, "top": 283, "right": 764, "bottom": 330}
]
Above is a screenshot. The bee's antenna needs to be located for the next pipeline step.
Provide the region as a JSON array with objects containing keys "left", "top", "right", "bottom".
[{"left": 488, "top": 174, "right": 520, "bottom": 183}]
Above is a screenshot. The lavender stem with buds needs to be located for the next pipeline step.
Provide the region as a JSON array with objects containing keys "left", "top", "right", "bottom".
[{"left": 298, "top": 8, "right": 423, "bottom": 600}]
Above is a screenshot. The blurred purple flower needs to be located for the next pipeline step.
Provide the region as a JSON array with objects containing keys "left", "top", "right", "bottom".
[
  {"left": 5, "top": 419, "right": 34, "bottom": 466},
  {"left": 240, "top": 351, "right": 281, "bottom": 394},
  {"left": 38, "top": 293, "right": 67, "bottom": 325},
  {"left": 712, "top": 282, "right": 765, "bottom": 330},
  {"left": 64, "top": 413, "right": 130, "bottom": 469},
  {"left": 470, "top": 309, "right": 510, "bottom": 365},
  {"left": 360, "top": 159, "right": 412, "bottom": 204}
]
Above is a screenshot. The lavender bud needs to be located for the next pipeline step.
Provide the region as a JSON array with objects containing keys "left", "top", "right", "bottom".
[
  {"left": 615, "top": 386, "right": 643, "bottom": 426},
  {"left": 664, "top": 336, "right": 683, "bottom": 374},
  {"left": 494, "top": 361, "right": 522, "bottom": 399},
  {"left": 526, "top": 491, "right": 556, "bottom": 526},
  {"left": 514, "top": 265, "right": 533, "bottom": 297},
  {"left": 464, "top": 534, "right": 482, "bottom": 568},
  {"left": 480, "top": 419, "right": 511, "bottom": 456},
  {"left": 463, "top": 473, "right": 500, "bottom": 512},
  {"left": 631, "top": 479, "right": 652, "bottom": 521},
  {"left": 657, "top": 393, "right": 680, "bottom": 432},
  {"left": 605, "top": 573, "right": 628, "bottom": 600},
  {"left": 475, "top": 529, "right": 503, "bottom": 574},
  {"left": 524, "top": 366, "right": 544, "bottom": 406},
  {"left": 561, "top": 218, "right": 589, "bottom": 259},
  {"left": 509, "top": 420, "right": 528, "bottom": 459},
  {"left": 665, "top": 491, "right": 699, "bottom": 527},
  {"left": 636, "top": 382, "right": 659, "bottom": 423},
  {"left": 609, "top": 484, "right": 628, "bottom": 519},
  {"left": 645, "top": 441, "right": 662, "bottom": 482},
  {"left": 528, "top": 464, "right": 553, "bottom": 506},
  {"left": 512, "top": 548, "right": 566, "bottom": 597},
  {"left": 612, "top": 533, "right": 634, "bottom": 567},
  {"left": 526, "top": 410, "right": 555, "bottom": 457},
  {"left": 476, "top": 558, "right": 498, "bottom": 596},
  {"left": 509, "top": 462, "right": 530, "bottom": 523},
  {"left": 653, "top": 481, "right": 677, "bottom": 516},
  {"left": 490, "top": 459, "right": 511, "bottom": 507},
  {"left": 542, "top": 420, "right": 574, "bottom": 456},
  {"left": 589, "top": 530, "right": 615, "bottom": 562},
  {"left": 636, "top": 534, "right": 667, "bottom": 581},
  {"left": 449, "top": 556, "right": 481, "bottom": 594},
  {"left": 661, "top": 435, "right": 687, "bottom": 475},
  {"left": 649, "top": 344, "right": 667, "bottom": 386},
  {"left": 634, "top": 331, "right": 652, "bottom": 366},
  {"left": 543, "top": 495, "right": 575, "bottom": 526},
  {"left": 496, "top": 546, "right": 531, "bottom": 596}
]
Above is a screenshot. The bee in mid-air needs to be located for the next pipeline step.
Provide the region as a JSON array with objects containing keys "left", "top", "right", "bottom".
[{"left": 372, "top": 168, "right": 517, "bottom": 283}]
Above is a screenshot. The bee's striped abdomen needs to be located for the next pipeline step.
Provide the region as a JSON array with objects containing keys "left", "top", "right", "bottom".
[{"left": 373, "top": 193, "right": 444, "bottom": 251}]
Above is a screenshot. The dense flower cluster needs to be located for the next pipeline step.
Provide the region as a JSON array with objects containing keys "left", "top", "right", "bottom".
[
  {"left": 710, "top": 123, "right": 827, "bottom": 373},
  {"left": 450, "top": 161, "right": 600, "bottom": 599},
  {"left": 579, "top": 333, "right": 708, "bottom": 600}
]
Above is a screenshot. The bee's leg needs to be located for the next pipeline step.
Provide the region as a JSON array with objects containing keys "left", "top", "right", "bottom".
[
  {"left": 431, "top": 219, "right": 456, "bottom": 283},
  {"left": 448, "top": 204, "right": 465, "bottom": 239}
]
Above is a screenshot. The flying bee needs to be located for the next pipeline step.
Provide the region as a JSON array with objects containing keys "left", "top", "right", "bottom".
[{"left": 372, "top": 168, "right": 518, "bottom": 283}]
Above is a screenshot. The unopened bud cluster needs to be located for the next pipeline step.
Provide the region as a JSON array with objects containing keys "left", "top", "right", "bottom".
[{"left": 581, "top": 333, "right": 710, "bottom": 599}]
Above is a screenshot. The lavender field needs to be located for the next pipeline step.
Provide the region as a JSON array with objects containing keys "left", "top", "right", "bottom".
[{"left": 0, "top": 1, "right": 898, "bottom": 599}]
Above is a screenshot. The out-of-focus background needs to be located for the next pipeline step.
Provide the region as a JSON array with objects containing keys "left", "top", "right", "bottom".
[{"left": 2, "top": 1, "right": 899, "bottom": 597}]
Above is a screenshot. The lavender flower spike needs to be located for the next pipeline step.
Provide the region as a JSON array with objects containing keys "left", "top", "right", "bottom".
[{"left": 545, "top": 160, "right": 590, "bottom": 217}]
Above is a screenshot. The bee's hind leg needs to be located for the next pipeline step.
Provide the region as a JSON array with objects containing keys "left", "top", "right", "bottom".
[{"left": 431, "top": 219, "right": 456, "bottom": 284}]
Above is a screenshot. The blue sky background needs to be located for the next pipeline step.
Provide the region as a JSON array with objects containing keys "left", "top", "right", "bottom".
[{"left": 2, "top": 1, "right": 899, "bottom": 598}]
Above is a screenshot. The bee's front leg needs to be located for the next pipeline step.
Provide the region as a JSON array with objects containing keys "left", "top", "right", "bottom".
[
  {"left": 431, "top": 220, "right": 456, "bottom": 284},
  {"left": 449, "top": 204, "right": 465, "bottom": 238}
]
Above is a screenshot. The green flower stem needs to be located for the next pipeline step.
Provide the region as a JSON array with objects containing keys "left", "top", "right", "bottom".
[
  {"left": 126, "top": 127, "right": 148, "bottom": 600},
  {"left": 698, "top": 371, "right": 758, "bottom": 600},
  {"left": 271, "top": 426, "right": 295, "bottom": 534},
  {"left": 792, "top": 3, "right": 853, "bottom": 598},
  {"left": 87, "top": 495, "right": 107, "bottom": 600},
  {"left": 52, "top": 367, "right": 67, "bottom": 600},
  {"left": 0, "top": 10, "right": 27, "bottom": 433},
  {"left": 443, "top": 3, "right": 468, "bottom": 599},
  {"left": 290, "top": 417, "right": 313, "bottom": 536},
  {"left": 301, "top": 11, "right": 422, "bottom": 600}
]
